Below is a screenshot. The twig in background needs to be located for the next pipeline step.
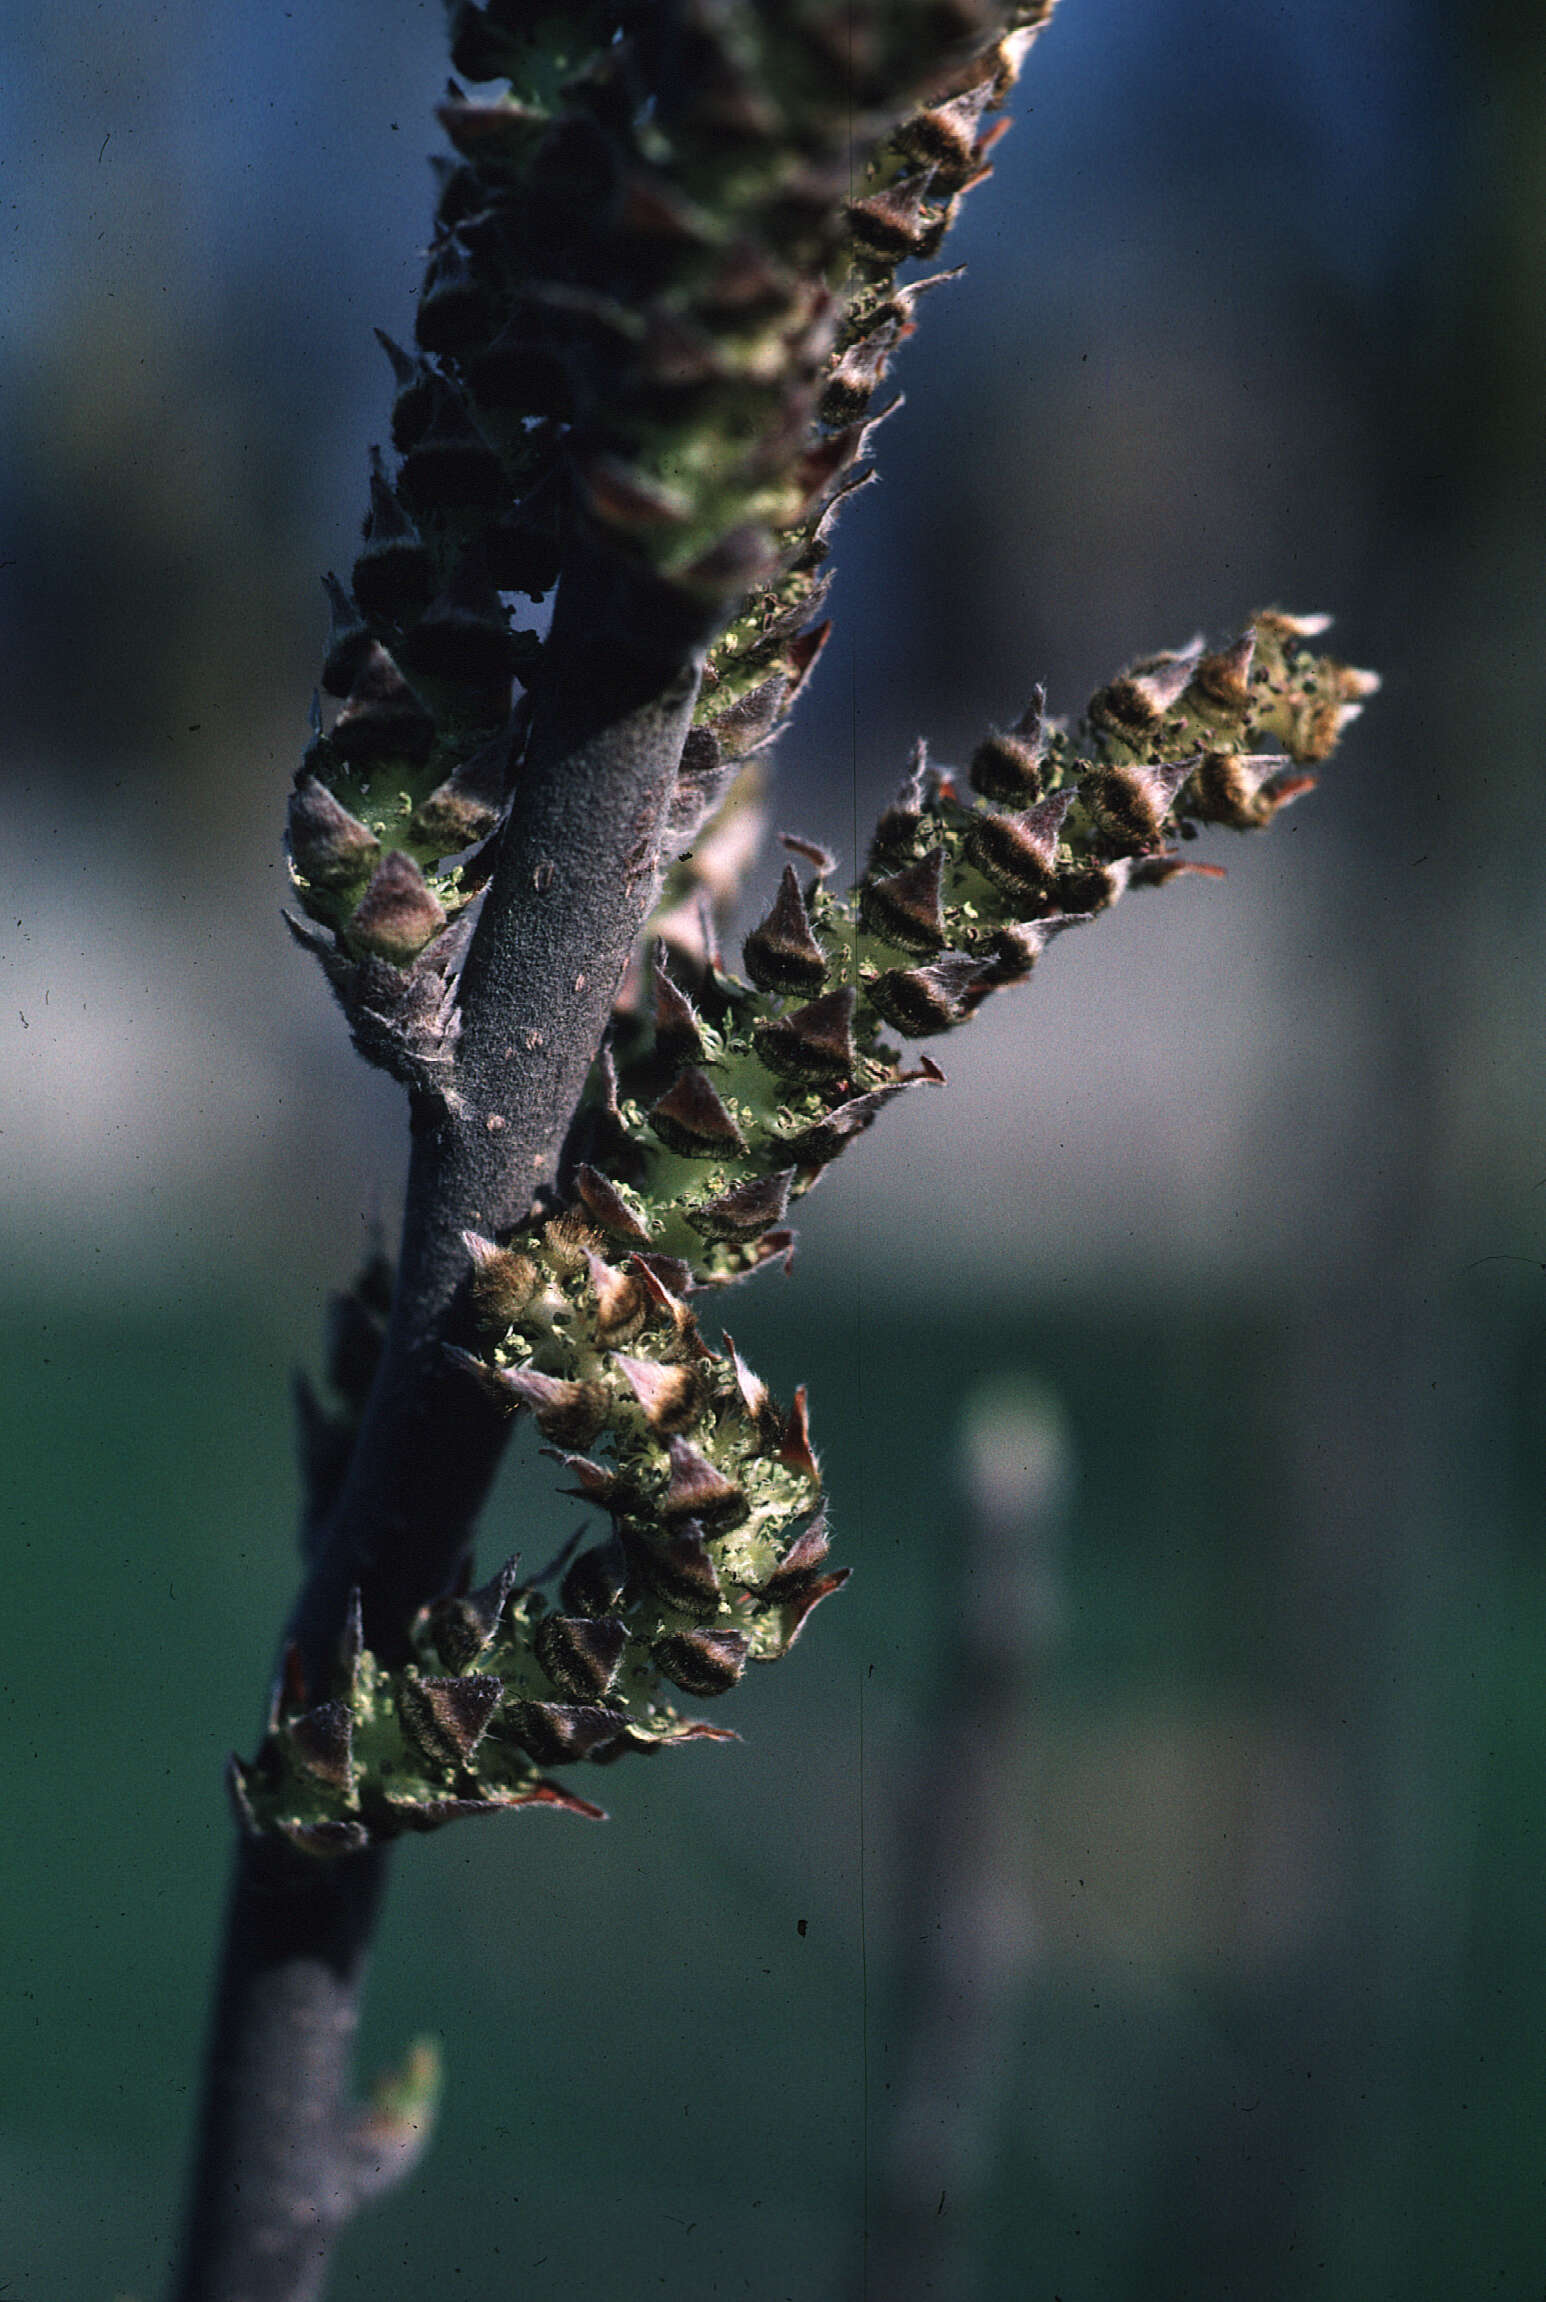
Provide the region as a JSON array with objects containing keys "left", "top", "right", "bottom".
[{"left": 857, "top": 1381, "right": 1071, "bottom": 2300}]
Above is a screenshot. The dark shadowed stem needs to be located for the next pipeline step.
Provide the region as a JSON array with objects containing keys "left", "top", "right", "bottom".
[
  {"left": 171, "top": 541, "right": 709, "bottom": 2302},
  {"left": 171, "top": 1845, "right": 388, "bottom": 2302}
]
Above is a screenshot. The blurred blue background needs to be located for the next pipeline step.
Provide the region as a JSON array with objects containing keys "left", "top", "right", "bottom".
[{"left": 4, "top": 2, "right": 1545, "bottom": 2296}]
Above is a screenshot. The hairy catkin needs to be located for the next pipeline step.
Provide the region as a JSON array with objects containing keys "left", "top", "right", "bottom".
[
  {"left": 236, "top": 611, "right": 1375, "bottom": 1851},
  {"left": 284, "top": 3, "right": 1054, "bottom": 981}
]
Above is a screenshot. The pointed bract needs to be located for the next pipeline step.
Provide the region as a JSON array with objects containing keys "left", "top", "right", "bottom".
[
  {"left": 896, "top": 80, "right": 995, "bottom": 176},
  {"left": 288, "top": 775, "right": 382, "bottom": 895},
  {"left": 654, "top": 1628, "right": 750, "bottom": 1698},
  {"left": 573, "top": 1165, "right": 652, "bottom": 1245},
  {"left": 631, "top": 1522, "right": 724, "bottom": 1613},
  {"left": 820, "top": 322, "right": 901, "bottom": 424},
  {"left": 561, "top": 1540, "right": 630, "bottom": 1618},
  {"left": 778, "top": 1388, "right": 821, "bottom": 1487},
  {"left": 1056, "top": 854, "right": 1132, "bottom": 917},
  {"left": 649, "top": 1067, "right": 749, "bottom": 1158},
  {"left": 847, "top": 176, "right": 937, "bottom": 262},
  {"left": 399, "top": 1672, "right": 503, "bottom": 1769},
  {"left": 628, "top": 1254, "right": 702, "bottom": 1344},
  {"left": 709, "top": 673, "right": 789, "bottom": 760},
  {"left": 287, "top": 1700, "right": 356, "bottom": 1794},
  {"left": 1087, "top": 637, "right": 1204, "bottom": 738},
  {"left": 869, "top": 952, "right": 994, "bottom": 1036},
  {"left": 767, "top": 1568, "right": 852, "bottom": 1653},
  {"left": 870, "top": 737, "right": 930, "bottom": 864},
  {"left": 652, "top": 952, "right": 706, "bottom": 1061},
  {"left": 723, "top": 1333, "right": 772, "bottom": 1425},
  {"left": 969, "top": 789, "right": 1072, "bottom": 899},
  {"left": 428, "top": 1555, "right": 522, "bottom": 1673},
  {"left": 1182, "top": 750, "right": 1298, "bottom": 831},
  {"left": 535, "top": 1612, "right": 629, "bottom": 1702},
  {"left": 1192, "top": 629, "right": 1256, "bottom": 716},
  {"left": 662, "top": 1438, "right": 746, "bottom": 1528},
  {"left": 784, "top": 1079, "right": 914, "bottom": 1166},
  {"left": 861, "top": 846, "right": 948, "bottom": 953},
  {"left": 760, "top": 1510, "right": 833, "bottom": 1602},
  {"left": 754, "top": 985, "right": 856, "bottom": 1082},
  {"left": 353, "top": 453, "right": 437, "bottom": 620},
  {"left": 398, "top": 556, "right": 529, "bottom": 689},
  {"left": 686, "top": 1167, "right": 796, "bottom": 1243},
  {"left": 505, "top": 1700, "right": 626, "bottom": 1767},
  {"left": 320, "top": 573, "right": 375, "bottom": 698},
  {"left": 586, "top": 1251, "right": 649, "bottom": 1345},
  {"left": 744, "top": 863, "right": 829, "bottom": 993},
  {"left": 613, "top": 1352, "right": 701, "bottom": 1434},
  {"left": 409, "top": 737, "right": 511, "bottom": 850},
  {"left": 347, "top": 851, "right": 448, "bottom": 963},
  {"left": 499, "top": 1366, "right": 609, "bottom": 1447},
  {"left": 970, "top": 688, "right": 1045, "bottom": 804},
  {"left": 1078, "top": 756, "right": 1197, "bottom": 853},
  {"left": 462, "top": 1233, "right": 540, "bottom": 1327},
  {"left": 330, "top": 644, "right": 436, "bottom": 768}
]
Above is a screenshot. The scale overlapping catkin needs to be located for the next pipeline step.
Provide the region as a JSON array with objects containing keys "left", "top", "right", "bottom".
[
  {"left": 284, "top": 1, "right": 1056, "bottom": 1004},
  {"left": 237, "top": 609, "right": 1374, "bottom": 1852}
]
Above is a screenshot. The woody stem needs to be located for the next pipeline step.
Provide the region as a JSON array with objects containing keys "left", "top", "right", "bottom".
[{"left": 171, "top": 541, "right": 708, "bottom": 2302}]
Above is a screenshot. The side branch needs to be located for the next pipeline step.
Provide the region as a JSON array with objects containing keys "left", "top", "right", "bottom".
[{"left": 233, "top": 610, "right": 1377, "bottom": 1857}]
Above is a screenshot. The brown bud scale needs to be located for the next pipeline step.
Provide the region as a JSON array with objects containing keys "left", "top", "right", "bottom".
[
  {"left": 399, "top": 1673, "right": 503, "bottom": 1769},
  {"left": 500, "top": 1367, "right": 609, "bottom": 1448},
  {"left": 628, "top": 1523, "right": 724, "bottom": 1614},
  {"left": 573, "top": 1165, "right": 652, "bottom": 1245},
  {"left": 613, "top": 1352, "right": 701, "bottom": 1434},
  {"left": 744, "top": 864, "right": 829, "bottom": 993},
  {"left": 753, "top": 986, "right": 857, "bottom": 1082},
  {"left": 649, "top": 1068, "right": 749, "bottom": 1158},
  {"left": 685, "top": 1168, "right": 795, "bottom": 1243},
  {"left": 287, "top": 1701, "right": 356, "bottom": 1793},
  {"left": 561, "top": 1542, "right": 630, "bottom": 1620},
  {"left": 868, "top": 953, "right": 992, "bottom": 1036},
  {"left": 661, "top": 1437, "right": 747, "bottom": 1529},
  {"left": 968, "top": 791, "right": 1071, "bottom": 900},
  {"left": 860, "top": 847, "right": 948, "bottom": 953},
  {"left": 347, "top": 851, "right": 447, "bottom": 963},
  {"left": 535, "top": 1613, "right": 629, "bottom": 1703},
  {"left": 654, "top": 1628, "right": 750, "bottom": 1698}
]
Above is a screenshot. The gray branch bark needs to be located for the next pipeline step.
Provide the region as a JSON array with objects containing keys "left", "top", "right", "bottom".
[
  {"left": 171, "top": 541, "right": 709, "bottom": 2302},
  {"left": 171, "top": 1845, "right": 388, "bottom": 2302},
  {"left": 291, "top": 545, "right": 706, "bottom": 1676}
]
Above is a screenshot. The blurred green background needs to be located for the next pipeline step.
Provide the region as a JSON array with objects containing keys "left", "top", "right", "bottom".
[{"left": 4, "top": 2, "right": 1546, "bottom": 2296}]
